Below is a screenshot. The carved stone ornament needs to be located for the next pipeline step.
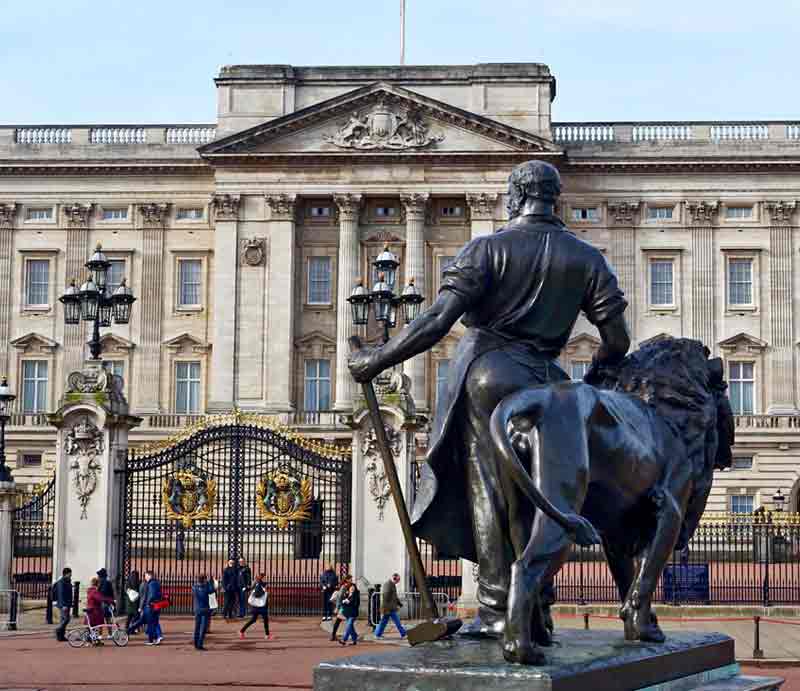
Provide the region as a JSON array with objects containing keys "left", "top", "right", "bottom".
[
  {"left": 162, "top": 470, "right": 218, "bottom": 528},
  {"left": 67, "top": 368, "right": 109, "bottom": 394},
  {"left": 240, "top": 237, "right": 266, "bottom": 266},
  {"left": 0, "top": 203, "right": 18, "bottom": 228},
  {"left": 608, "top": 201, "right": 640, "bottom": 225},
  {"left": 212, "top": 194, "right": 240, "bottom": 221},
  {"left": 466, "top": 193, "right": 498, "bottom": 220},
  {"left": 65, "top": 416, "right": 103, "bottom": 520},
  {"left": 400, "top": 193, "right": 429, "bottom": 218},
  {"left": 333, "top": 194, "right": 363, "bottom": 221},
  {"left": 265, "top": 194, "right": 296, "bottom": 220},
  {"left": 687, "top": 201, "right": 719, "bottom": 225},
  {"left": 765, "top": 200, "right": 797, "bottom": 225},
  {"left": 325, "top": 100, "right": 444, "bottom": 150},
  {"left": 361, "top": 424, "right": 402, "bottom": 520},
  {"left": 139, "top": 202, "right": 169, "bottom": 226},
  {"left": 256, "top": 468, "right": 313, "bottom": 529},
  {"left": 63, "top": 203, "right": 93, "bottom": 227}
]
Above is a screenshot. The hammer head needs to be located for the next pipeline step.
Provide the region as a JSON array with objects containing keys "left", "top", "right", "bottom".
[{"left": 407, "top": 617, "right": 463, "bottom": 646}]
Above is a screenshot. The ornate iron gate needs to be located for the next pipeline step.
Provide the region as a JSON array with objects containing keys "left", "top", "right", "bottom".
[
  {"left": 12, "top": 476, "right": 56, "bottom": 600},
  {"left": 119, "top": 413, "right": 351, "bottom": 615}
]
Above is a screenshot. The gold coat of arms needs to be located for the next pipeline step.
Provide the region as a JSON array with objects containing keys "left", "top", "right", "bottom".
[
  {"left": 162, "top": 471, "right": 217, "bottom": 528},
  {"left": 256, "top": 470, "right": 313, "bottom": 529}
]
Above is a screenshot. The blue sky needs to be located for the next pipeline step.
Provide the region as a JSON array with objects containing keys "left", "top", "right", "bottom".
[{"left": 1, "top": 0, "right": 798, "bottom": 124}]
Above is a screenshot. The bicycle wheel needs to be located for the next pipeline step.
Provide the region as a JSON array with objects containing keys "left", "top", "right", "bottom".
[
  {"left": 67, "top": 628, "right": 90, "bottom": 648},
  {"left": 111, "top": 628, "right": 129, "bottom": 647}
]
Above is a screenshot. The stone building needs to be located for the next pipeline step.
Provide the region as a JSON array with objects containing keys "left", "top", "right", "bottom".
[{"left": 2, "top": 62, "right": 800, "bottom": 517}]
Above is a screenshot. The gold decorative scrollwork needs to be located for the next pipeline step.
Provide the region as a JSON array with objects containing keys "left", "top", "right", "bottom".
[
  {"left": 255, "top": 470, "right": 313, "bottom": 529},
  {"left": 162, "top": 470, "right": 217, "bottom": 528}
]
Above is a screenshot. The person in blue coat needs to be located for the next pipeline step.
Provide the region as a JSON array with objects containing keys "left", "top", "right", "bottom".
[
  {"left": 140, "top": 571, "right": 164, "bottom": 645},
  {"left": 192, "top": 574, "right": 216, "bottom": 650}
]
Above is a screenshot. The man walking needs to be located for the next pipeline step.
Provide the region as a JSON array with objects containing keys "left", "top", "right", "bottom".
[
  {"left": 237, "top": 558, "right": 252, "bottom": 619},
  {"left": 141, "top": 570, "right": 164, "bottom": 646},
  {"left": 53, "top": 567, "right": 72, "bottom": 642},
  {"left": 374, "top": 573, "right": 406, "bottom": 639},
  {"left": 192, "top": 574, "right": 215, "bottom": 651},
  {"left": 222, "top": 559, "right": 238, "bottom": 621},
  {"left": 320, "top": 563, "right": 338, "bottom": 621}
]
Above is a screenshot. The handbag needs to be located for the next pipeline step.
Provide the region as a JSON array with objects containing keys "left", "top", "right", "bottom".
[
  {"left": 126, "top": 588, "right": 139, "bottom": 603},
  {"left": 208, "top": 592, "right": 218, "bottom": 611},
  {"left": 248, "top": 588, "right": 268, "bottom": 608},
  {"left": 151, "top": 597, "right": 170, "bottom": 611}
]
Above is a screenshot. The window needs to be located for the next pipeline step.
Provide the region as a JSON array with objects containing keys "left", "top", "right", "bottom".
[
  {"left": 726, "top": 206, "right": 753, "bottom": 219},
  {"left": 441, "top": 206, "right": 463, "bottom": 218},
  {"left": 307, "top": 257, "right": 332, "bottom": 305},
  {"left": 571, "top": 207, "right": 599, "bottom": 222},
  {"left": 570, "top": 361, "right": 591, "bottom": 381},
  {"left": 106, "top": 260, "right": 126, "bottom": 294},
  {"left": 22, "top": 360, "right": 48, "bottom": 413},
  {"left": 178, "top": 259, "right": 202, "bottom": 307},
  {"left": 375, "top": 205, "right": 398, "bottom": 218},
  {"left": 309, "top": 205, "right": 332, "bottom": 218},
  {"left": 26, "top": 207, "right": 52, "bottom": 221},
  {"left": 729, "top": 362, "right": 755, "bottom": 415},
  {"left": 304, "top": 359, "right": 331, "bottom": 411},
  {"left": 25, "top": 259, "right": 49, "bottom": 306},
  {"left": 647, "top": 206, "right": 673, "bottom": 220},
  {"left": 728, "top": 258, "right": 753, "bottom": 306},
  {"left": 101, "top": 207, "right": 128, "bottom": 221},
  {"left": 730, "top": 495, "right": 754, "bottom": 514},
  {"left": 176, "top": 207, "right": 204, "bottom": 221},
  {"left": 650, "top": 259, "right": 674, "bottom": 306},
  {"left": 732, "top": 456, "right": 754, "bottom": 470},
  {"left": 175, "top": 361, "right": 201, "bottom": 414},
  {"left": 20, "top": 453, "right": 42, "bottom": 468},
  {"left": 436, "top": 360, "right": 450, "bottom": 407}
]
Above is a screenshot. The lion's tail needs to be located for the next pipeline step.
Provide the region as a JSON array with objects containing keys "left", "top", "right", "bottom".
[{"left": 490, "top": 388, "right": 601, "bottom": 547}]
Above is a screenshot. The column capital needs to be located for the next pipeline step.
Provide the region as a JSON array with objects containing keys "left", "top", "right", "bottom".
[
  {"left": 333, "top": 193, "right": 363, "bottom": 222},
  {"left": 138, "top": 202, "right": 170, "bottom": 227},
  {"left": 212, "top": 194, "right": 241, "bottom": 222},
  {"left": 686, "top": 200, "right": 719, "bottom": 225},
  {"left": 63, "top": 203, "right": 93, "bottom": 228},
  {"left": 765, "top": 200, "right": 797, "bottom": 225},
  {"left": 0, "top": 203, "right": 18, "bottom": 229},
  {"left": 400, "top": 192, "right": 429, "bottom": 219},
  {"left": 466, "top": 192, "right": 499, "bottom": 221},
  {"left": 265, "top": 193, "right": 297, "bottom": 220},
  {"left": 607, "top": 200, "right": 641, "bottom": 225}
]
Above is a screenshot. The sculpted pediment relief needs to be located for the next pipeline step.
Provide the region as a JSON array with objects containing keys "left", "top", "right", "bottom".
[
  {"left": 200, "top": 83, "right": 561, "bottom": 158},
  {"left": 164, "top": 333, "right": 211, "bottom": 354},
  {"left": 10, "top": 332, "right": 58, "bottom": 353},
  {"left": 719, "top": 332, "right": 768, "bottom": 354}
]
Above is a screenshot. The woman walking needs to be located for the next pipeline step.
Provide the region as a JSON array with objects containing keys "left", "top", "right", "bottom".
[
  {"left": 239, "top": 574, "right": 273, "bottom": 640},
  {"left": 329, "top": 575, "right": 351, "bottom": 642},
  {"left": 338, "top": 582, "right": 360, "bottom": 646},
  {"left": 123, "top": 571, "right": 141, "bottom": 633}
]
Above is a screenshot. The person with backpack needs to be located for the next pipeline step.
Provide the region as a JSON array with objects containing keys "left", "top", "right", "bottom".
[
  {"left": 53, "top": 567, "right": 73, "bottom": 642},
  {"left": 192, "top": 574, "right": 216, "bottom": 650},
  {"left": 239, "top": 574, "right": 273, "bottom": 640}
]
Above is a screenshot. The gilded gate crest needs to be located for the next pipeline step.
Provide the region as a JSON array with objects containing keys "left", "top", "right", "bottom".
[
  {"left": 162, "top": 471, "right": 217, "bottom": 528},
  {"left": 256, "top": 469, "right": 313, "bottom": 529}
]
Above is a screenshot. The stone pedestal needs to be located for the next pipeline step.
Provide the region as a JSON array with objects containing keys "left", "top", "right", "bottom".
[
  {"left": 456, "top": 557, "right": 479, "bottom": 618},
  {"left": 48, "top": 367, "right": 141, "bottom": 595},
  {"left": 0, "top": 481, "right": 17, "bottom": 591},
  {"left": 315, "top": 630, "right": 783, "bottom": 691}
]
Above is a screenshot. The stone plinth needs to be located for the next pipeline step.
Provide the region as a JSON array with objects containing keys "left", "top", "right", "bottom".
[
  {"left": 0, "top": 481, "right": 17, "bottom": 591},
  {"left": 314, "top": 629, "right": 783, "bottom": 691}
]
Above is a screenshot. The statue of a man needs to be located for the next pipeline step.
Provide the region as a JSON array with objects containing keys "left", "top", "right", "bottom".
[{"left": 349, "top": 160, "right": 631, "bottom": 636}]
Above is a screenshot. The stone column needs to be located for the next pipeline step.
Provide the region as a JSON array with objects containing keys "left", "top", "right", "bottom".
[
  {"left": 208, "top": 195, "right": 241, "bottom": 412},
  {"left": 400, "top": 193, "right": 429, "bottom": 409},
  {"left": 63, "top": 204, "right": 93, "bottom": 378},
  {"left": 0, "top": 204, "right": 17, "bottom": 377},
  {"left": 265, "top": 194, "right": 297, "bottom": 414},
  {"left": 766, "top": 201, "right": 797, "bottom": 414},
  {"left": 136, "top": 203, "right": 169, "bottom": 413},
  {"left": 456, "top": 558, "right": 479, "bottom": 618},
  {"left": 333, "top": 194, "right": 362, "bottom": 412},
  {"left": 49, "top": 367, "right": 141, "bottom": 592},
  {"left": 0, "top": 481, "right": 17, "bottom": 592},
  {"left": 687, "top": 201, "right": 719, "bottom": 352},
  {"left": 467, "top": 193, "right": 499, "bottom": 239},
  {"left": 607, "top": 201, "right": 640, "bottom": 339}
]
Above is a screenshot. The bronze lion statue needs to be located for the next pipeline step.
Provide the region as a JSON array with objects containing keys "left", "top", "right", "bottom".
[{"left": 489, "top": 337, "right": 734, "bottom": 664}]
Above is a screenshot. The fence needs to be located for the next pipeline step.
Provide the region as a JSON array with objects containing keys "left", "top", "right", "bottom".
[
  {"left": 367, "top": 590, "right": 450, "bottom": 627},
  {"left": 0, "top": 591, "right": 21, "bottom": 631},
  {"left": 553, "top": 512, "right": 800, "bottom": 606}
]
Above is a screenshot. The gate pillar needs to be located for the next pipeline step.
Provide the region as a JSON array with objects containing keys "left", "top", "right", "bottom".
[
  {"left": 345, "top": 370, "right": 425, "bottom": 593},
  {"left": 0, "top": 480, "right": 18, "bottom": 591},
  {"left": 48, "top": 368, "right": 141, "bottom": 595}
]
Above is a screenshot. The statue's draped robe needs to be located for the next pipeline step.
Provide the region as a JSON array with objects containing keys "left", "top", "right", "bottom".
[{"left": 410, "top": 217, "right": 628, "bottom": 562}]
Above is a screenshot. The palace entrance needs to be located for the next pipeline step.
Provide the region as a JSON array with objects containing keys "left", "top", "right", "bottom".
[{"left": 119, "top": 413, "right": 351, "bottom": 615}]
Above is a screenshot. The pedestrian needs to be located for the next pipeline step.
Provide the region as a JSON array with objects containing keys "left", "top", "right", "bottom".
[
  {"left": 374, "top": 573, "right": 407, "bottom": 639},
  {"left": 237, "top": 558, "right": 252, "bottom": 619},
  {"left": 239, "top": 574, "right": 273, "bottom": 640},
  {"left": 141, "top": 570, "right": 164, "bottom": 646},
  {"left": 192, "top": 574, "right": 215, "bottom": 651},
  {"left": 338, "top": 582, "right": 360, "bottom": 646},
  {"left": 329, "top": 575, "right": 351, "bottom": 642},
  {"left": 123, "top": 570, "right": 141, "bottom": 633},
  {"left": 53, "top": 567, "right": 72, "bottom": 642},
  {"left": 320, "top": 563, "right": 338, "bottom": 622},
  {"left": 96, "top": 568, "right": 115, "bottom": 624},
  {"left": 86, "top": 577, "right": 115, "bottom": 645},
  {"left": 222, "top": 559, "right": 238, "bottom": 621}
]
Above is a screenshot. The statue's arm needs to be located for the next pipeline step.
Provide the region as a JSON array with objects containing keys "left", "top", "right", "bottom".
[{"left": 596, "top": 313, "right": 631, "bottom": 364}]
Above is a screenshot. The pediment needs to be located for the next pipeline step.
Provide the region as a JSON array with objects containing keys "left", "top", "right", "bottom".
[
  {"left": 563, "top": 332, "right": 601, "bottom": 358},
  {"left": 200, "top": 83, "right": 562, "bottom": 158},
  {"left": 11, "top": 332, "right": 58, "bottom": 353},
  {"left": 639, "top": 333, "right": 673, "bottom": 349},
  {"left": 163, "top": 333, "right": 211, "bottom": 353},
  {"left": 295, "top": 331, "right": 337, "bottom": 358},
  {"left": 98, "top": 333, "right": 134, "bottom": 353},
  {"left": 719, "top": 332, "right": 768, "bottom": 353}
]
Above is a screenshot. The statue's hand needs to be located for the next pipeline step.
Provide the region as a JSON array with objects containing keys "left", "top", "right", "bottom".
[
  {"left": 565, "top": 514, "right": 602, "bottom": 547},
  {"left": 583, "top": 357, "right": 605, "bottom": 386},
  {"left": 348, "top": 347, "right": 382, "bottom": 383}
]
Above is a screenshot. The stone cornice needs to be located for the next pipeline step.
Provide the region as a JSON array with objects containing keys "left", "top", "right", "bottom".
[
  {"left": 63, "top": 203, "right": 93, "bottom": 228},
  {"left": 138, "top": 203, "right": 170, "bottom": 227},
  {"left": 0, "top": 202, "right": 17, "bottom": 228},
  {"left": 0, "top": 161, "right": 211, "bottom": 177},
  {"left": 607, "top": 200, "right": 641, "bottom": 225},
  {"left": 466, "top": 192, "right": 499, "bottom": 220},
  {"left": 686, "top": 200, "right": 719, "bottom": 225},
  {"left": 265, "top": 194, "right": 297, "bottom": 220},
  {"left": 765, "top": 200, "right": 797, "bottom": 225},
  {"left": 212, "top": 194, "right": 240, "bottom": 221}
]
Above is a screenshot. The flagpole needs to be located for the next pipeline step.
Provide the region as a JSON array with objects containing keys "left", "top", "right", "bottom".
[{"left": 400, "top": 0, "right": 406, "bottom": 65}]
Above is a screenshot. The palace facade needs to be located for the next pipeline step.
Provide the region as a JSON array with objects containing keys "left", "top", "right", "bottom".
[{"left": 2, "top": 63, "right": 800, "bottom": 515}]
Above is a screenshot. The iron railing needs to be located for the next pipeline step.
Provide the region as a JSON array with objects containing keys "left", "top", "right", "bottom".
[{"left": 12, "top": 476, "right": 56, "bottom": 600}]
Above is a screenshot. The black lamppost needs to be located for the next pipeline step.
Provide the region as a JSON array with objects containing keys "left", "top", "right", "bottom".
[
  {"left": 347, "top": 245, "right": 423, "bottom": 344},
  {"left": 59, "top": 244, "right": 136, "bottom": 360},
  {"left": 773, "top": 488, "right": 786, "bottom": 513},
  {"left": 0, "top": 377, "right": 16, "bottom": 483}
]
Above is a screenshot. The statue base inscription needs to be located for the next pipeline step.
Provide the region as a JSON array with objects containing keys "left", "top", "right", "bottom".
[{"left": 314, "top": 629, "right": 783, "bottom": 691}]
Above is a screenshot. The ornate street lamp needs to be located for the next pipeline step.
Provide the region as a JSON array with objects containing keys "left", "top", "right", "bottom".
[
  {"left": 0, "top": 377, "right": 16, "bottom": 482},
  {"left": 773, "top": 489, "right": 786, "bottom": 513},
  {"left": 347, "top": 244, "right": 424, "bottom": 344},
  {"left": 60, "top": 244, "right": 137, "bottom": 360}
]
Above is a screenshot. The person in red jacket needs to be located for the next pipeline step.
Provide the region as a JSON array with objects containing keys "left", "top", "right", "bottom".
[{"left": 86, "top": 576, "right": 115, "bottom": 642}]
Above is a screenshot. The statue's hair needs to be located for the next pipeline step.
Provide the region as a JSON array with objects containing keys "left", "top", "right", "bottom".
[{"left": 506, "top": 160, "right": 562, "bottom": 219}]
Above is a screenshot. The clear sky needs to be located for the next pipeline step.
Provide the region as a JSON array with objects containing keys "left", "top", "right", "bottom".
[{"left": 2, "top": 0, "right": 798, "bottom": 124}]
